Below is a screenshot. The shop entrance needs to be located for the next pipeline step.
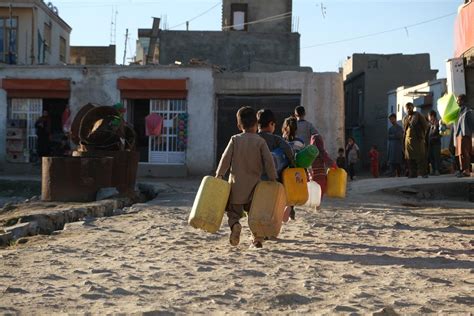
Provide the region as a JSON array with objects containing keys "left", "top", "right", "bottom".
[
  {"left": 129, "top": 99, "right": 150, "bottom": 162},
  {"left": 128, "top": 98, "right": 188, "bottom": 164},
  {"left": 7, "top": 98, "right": 68, "bottom": 163}
]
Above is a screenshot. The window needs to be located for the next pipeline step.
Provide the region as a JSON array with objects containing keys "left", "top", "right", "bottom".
[
  {"left": 0, "top": 17, "right": 18, "bottom": 64},
  {"left": 231, "top": 4, "right": 248, "bottom": 31},
  {"left": 368, "top": 60, "right": 378, "bottom": 69},
  {"left": 44, "top": 22, "right": 52, "bottom": 52},
  {"left": 59, "top": 36, "right": 66, "bottom": 63}
]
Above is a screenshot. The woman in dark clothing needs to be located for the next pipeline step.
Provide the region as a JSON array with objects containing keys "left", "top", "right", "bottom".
[
  {"left": 35, "top": 110, "right": 52, "bottom": 158},
  {"left": 428, "top": 110, "right": 442, "bottom": 175}
]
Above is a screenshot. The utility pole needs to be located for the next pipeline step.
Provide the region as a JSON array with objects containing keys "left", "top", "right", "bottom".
[
  {"left": 8, "top": 2, "right": 13, "bottom": 64},
  {"left": 123, "top": 28, "right": 128, "bottom": 65}
]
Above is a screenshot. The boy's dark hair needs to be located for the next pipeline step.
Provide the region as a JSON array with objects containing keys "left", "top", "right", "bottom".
[
  {"left": 429, "top": 110, "right": 437, "bottom": 118},
  {"left": 294, "top": 106, "right": 305, "bottom": 117},
  {"left": 257, "top": 109, "right": 276, "bottom": 128},
  {"left": 372, "top": 145, "right": 378, "bottom": 150},
  {"left": 338, "top": 148, "right": 344, "bottom": 153},
  {"left": 388, "top": 113, "right": 396, "bottom": 119},
  {"left": 458, "top": 94, "right": 467, "bottom": 103},
  {"left": 237, "top": 106, "right": 257, "bottom": 130}
]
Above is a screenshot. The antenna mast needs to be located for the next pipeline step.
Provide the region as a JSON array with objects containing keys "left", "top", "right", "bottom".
[{"left": 110, "top": 6, "right": 118, "bottom": 45}]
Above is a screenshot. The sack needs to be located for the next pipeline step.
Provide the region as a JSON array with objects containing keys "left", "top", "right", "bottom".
[{"left": 272, "top": 148, "right": 289, "bottom": 175}]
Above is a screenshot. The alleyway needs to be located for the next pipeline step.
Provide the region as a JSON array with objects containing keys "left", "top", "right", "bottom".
[{"left": 0, "top": 177, "right": 473, "bottom": 314}]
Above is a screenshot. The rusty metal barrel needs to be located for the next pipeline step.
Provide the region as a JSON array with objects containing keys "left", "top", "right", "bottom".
[
  {"left": 42, "top": 156, "right": 114, "bottom": 202},
  {"left": 72, "top": 150, "right": 139, "bottom": 196}
]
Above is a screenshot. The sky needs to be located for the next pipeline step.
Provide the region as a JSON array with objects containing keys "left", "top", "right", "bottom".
[{"left": 53, "top": 0, "right": 462, "bottom": 78}]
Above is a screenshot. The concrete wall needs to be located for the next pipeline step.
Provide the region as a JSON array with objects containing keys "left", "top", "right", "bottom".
[
  {"left": 0, "top": 1, "right": 71, "bottom": 65},
  {"left": 70, "top": 45, "right": 116, "bottom": 65},
  {"left": 221, "top": 0, "right": 292, "bottom": 33},
  {"left": 344, "top": 53, "right": 438, "bottom": 166},
  {"left": 158, "top": 30, "right": 300, "bottom": 72},
  {"left": 0, "top": 66, "right": 215, "bottom": 175},
  {"left": 36, "top": 6, "right": 71, "bottom": 64},
  {"left": 214, "top": 71, "right": 345, "bottom": 158}
]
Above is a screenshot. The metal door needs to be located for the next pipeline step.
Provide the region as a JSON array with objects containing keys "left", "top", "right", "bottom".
[
  {"left": 149, "top": 99, "right": 187, "bottom": 164},
  {"left": 9, "top": 98, "right": 43, "bottom": 162},
  {"left": 216, "top": 95, "right": 301, "bottom": 163}
]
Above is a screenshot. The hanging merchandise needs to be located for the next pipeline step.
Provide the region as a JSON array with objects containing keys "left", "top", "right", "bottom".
[
  {"left": 62, "top": 106, "right": 72, "bottom": 133},
  {"left": 437, "top": 93, "right": 460, "bottom": 125},
  {"left": 145, "top": 113, "right": 164, "bottom": 136},
  {"left": 177, "top": 113, "right": 189, "bottom": 150},
  {"left": 112, "top": 102, "right": 126, "bottom": 127}
]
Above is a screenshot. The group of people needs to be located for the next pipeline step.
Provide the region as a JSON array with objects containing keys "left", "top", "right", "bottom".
[
  {"left": 216, "top": 105, "right": 335, "bottom": 249},
  {"left": 387, "top": 94, "right": 472, "bottom": 178}
]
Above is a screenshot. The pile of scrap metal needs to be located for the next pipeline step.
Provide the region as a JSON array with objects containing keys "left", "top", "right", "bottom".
[
  {"left": 42, "top": 103, "right": 139, "bottom": 202},
  {"left": 71, "top": 103, "right": 136, "bottom": 152}
]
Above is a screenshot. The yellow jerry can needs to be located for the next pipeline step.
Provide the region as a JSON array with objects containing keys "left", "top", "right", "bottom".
[
  {"left": 188, "top": 176, "right": 230, "bottom": 233},
  {"left": 326, "top": 168, "right": 347, "bottom": 198},
  {"left": 282, "top": 168, "right": 309, "bottom": 206},
  {"left": 249, "top": 181, "right": 287, "bottom": 238}
]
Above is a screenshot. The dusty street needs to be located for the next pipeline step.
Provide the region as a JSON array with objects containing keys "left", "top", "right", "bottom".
[{"left": 0, "top": 177, "right": 473, "bottom": 315}]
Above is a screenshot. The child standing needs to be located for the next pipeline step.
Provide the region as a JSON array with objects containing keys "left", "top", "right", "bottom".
[
  {"left": 216, "top": 106, "right": 277, "bottom": 249},
  {"left": 257, "top": 109, "right": 295, "bottom": 177},
  {"left": 310, "top": 131, "right": 336, "bottom": 199},
  {"left": 294, "top": 106, "right": 317, "bottom": 147},
  {"left": 336, "top": 148, "right": 346, "bottom": 170},
  {"left": 368, "top": 145, "right": 379, "bottom": 178},
  {"left": 346, "top": 137, "right": 360, "bottom": 180},
  {"left": 281, "top": 116, "right": 304, "bottom": 220}
]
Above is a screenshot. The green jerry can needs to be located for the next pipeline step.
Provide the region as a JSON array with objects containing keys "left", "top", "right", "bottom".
[
  {"left": 188, "top": 176, "right": 231, "bottom": 233},
  {"left": 295, "top": 145, "right": 319, "bottom": 168}
]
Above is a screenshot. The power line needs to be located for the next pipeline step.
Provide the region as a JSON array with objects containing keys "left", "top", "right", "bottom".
[
  {"left": 168, "top": 2, "right": 220, "bottom": 30},
  {"left": 56, "top": 1, "right": 160, "bottom": 8},
  {"left": 302, "top": 12, "right": 456, "bottom": 49}
]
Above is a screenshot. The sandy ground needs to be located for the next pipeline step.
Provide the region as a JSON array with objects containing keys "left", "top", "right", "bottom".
[{"left": 0, "top": 177, "right": 473, "bottom": 315}]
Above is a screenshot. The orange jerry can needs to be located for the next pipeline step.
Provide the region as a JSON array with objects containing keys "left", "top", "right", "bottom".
[
  {"left": 326, "top": 168, "right": 347, "bottom": 198},
  {"left": 188, "top": 176, "right": 231, "bottom": 233},
  {"left": 249, "top": 181, "right": 287, "bottom": 238},
  {"left": 282, "top": 168, "right": 309, "bottom": 206}
]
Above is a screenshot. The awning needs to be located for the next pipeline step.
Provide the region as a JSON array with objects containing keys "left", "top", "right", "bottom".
[
  {"left": 117, "top": 78, "right": 188, "bottom": 99},
  {"left": 1, "top": 79, "right": 71, "bottom": 98}
]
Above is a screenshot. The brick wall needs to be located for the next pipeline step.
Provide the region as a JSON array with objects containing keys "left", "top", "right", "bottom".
[{"left": 70, "top": 45, "right": 116, "bottom": 65}]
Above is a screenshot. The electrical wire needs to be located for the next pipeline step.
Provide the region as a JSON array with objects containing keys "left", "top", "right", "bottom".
[
  {"left": 168, "top": 2, "right": 220, "bottom": 30},
  {"left": 302, "top": 12, "right": 456, "bottom": 49},
  {"left": 56, "top": 1, "right": 160, "bottom": 8}
]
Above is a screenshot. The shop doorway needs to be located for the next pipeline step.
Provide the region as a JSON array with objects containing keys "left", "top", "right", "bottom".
[
  {"left": 128, "top": 98, "right": 188, "bottom": 165},
  {"left": 7, "top": 98, "right": 68, "bottom": 163},
  {"left": 129, "top": 99, "right": 150, "bottom": 162}
]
